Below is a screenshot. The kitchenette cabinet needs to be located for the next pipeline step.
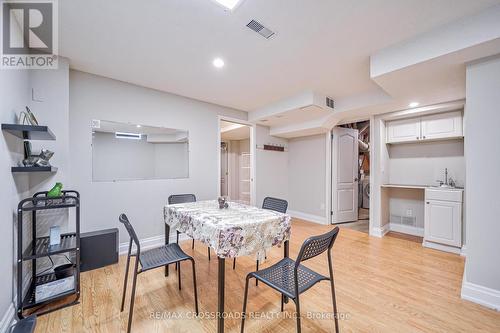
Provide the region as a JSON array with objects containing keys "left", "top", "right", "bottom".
[
  {"left": 386, "top": 111, "right": 463, "bottom": 144},
  {"left": 423, "top": 188, "right": 463, "bottom": 253}
]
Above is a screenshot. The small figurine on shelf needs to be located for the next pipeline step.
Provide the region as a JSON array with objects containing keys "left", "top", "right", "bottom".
[
  {"left": 47, "top": 182, "right": 63, "bottom": 198},
  {"left": 18, "top": 106, "right": 39, "bottom": 125},
  {"left": 218, "top": 197, "right": 229, "bottom": 209},
  {"left": 21, "top": 147, "right": 54, "bottom": 168}
]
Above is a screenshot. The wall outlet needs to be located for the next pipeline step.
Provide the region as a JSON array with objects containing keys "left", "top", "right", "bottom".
[{"left": 406, "top": 209, "right": 413, "bottom": 217}]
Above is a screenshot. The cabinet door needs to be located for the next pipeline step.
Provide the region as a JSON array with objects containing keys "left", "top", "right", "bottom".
[
  {"left": 421, "top": 111, "right": 463, "bottom": 141},
  {"left": 424, "top": 200, "right": 462, "bottom": 247},
  {"left": 386, "top": 118, "right": 421, "bottom": 143}
]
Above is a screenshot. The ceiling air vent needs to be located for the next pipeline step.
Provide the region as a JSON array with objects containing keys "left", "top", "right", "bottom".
[
  {"left": 326, "top": 97, "right": 335, "bottom": 109},
  {"left": 246, "top": 20, "right": 275, "bottom": 39}
]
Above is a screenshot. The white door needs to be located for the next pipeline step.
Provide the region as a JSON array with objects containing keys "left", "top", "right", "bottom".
[
  {"left": 331, "top": 127, "right": 359, "bottom": 223},
  {"left": 386, "top": 117, "right": 421, "bottom": 143},
  {"left": 424, "top": 200, "right": 462, "bottom": 247},
  {"left": 420, "top": 111, "right": 463, "bottom": 141}
]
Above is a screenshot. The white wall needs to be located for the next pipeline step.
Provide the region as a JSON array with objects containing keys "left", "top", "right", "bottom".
[
  {"left": 388, "top": 140, "right": 465, "bottom": 186},
  {"left": 462, "top": 56, "right": 500, "bottom": 310},
  {"left": 288, "top": 134, "right": 327, "bottom": 220},
  {"left": 69, "top": 71, "right": 246, "bottom": 242},
  {"left": 0, "top": 68, "right": 31, "bottom": 329},
  {"left": 255, "top": 125, "right": 289, "bottom": 208}
]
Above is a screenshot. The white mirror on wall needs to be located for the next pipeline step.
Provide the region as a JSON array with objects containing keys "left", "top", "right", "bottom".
[{"left": 91, "top": 120, "right": 189, "bottom": 181}]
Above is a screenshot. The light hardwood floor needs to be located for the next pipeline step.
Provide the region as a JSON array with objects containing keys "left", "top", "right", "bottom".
[{"left": 35, "top": 219, "right": 500, "bottom": 332}]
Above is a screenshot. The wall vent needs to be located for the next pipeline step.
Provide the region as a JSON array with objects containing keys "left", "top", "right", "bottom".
[
  {"left": 115, "top": 132, "right": 142, "bottom": 140},
  {"left": 326, "top": 97, "right": 335, "bottom": 109},
  {"left": 246, "top": 20, "right": 275, "bottom": 39}
]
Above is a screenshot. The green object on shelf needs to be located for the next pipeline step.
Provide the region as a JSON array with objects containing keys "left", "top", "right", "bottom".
[{"left": 47, "top": 182, "right": 63, "bottom": 198}]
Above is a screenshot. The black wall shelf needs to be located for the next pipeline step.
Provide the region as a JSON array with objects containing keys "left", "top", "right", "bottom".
[
  {"left": 12, "top": 166, "right": 58, "bottom": 173},
  {"left": 1, "top": 124, "right": 56, "bottom": 140}
]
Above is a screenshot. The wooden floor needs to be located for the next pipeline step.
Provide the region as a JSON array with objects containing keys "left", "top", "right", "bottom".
[{"left": 35, "top": 219, "right": 500, "bottom": 332}]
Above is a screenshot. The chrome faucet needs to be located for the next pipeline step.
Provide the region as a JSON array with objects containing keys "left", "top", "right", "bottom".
[{"left": 436, "top": 168, "right": 455, "bottom": 188}]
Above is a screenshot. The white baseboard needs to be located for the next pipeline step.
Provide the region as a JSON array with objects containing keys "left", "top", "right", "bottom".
[
  {"left": 119, "top": 233, "right": 189, "bottom": 255},
  {"left": 288, "top": 210, "right": 327, "bottom": 225},
  {"left": 460, "top": 245, "right": 467, "bottom": 257},
  {"left": 422, "top": 240, "right": 461, "bottom": 254},
  {"left": 389, "top": 223, "right": 424, "bottom": 237},
  {"left": 370, "top": 223, "right": 390, "bottom": 238},
  {"left": 461, "top": 280, "right": 500, "bottom": 311},
  {"left": 0, "top": 303, "right": 15, "bottom": 333}
]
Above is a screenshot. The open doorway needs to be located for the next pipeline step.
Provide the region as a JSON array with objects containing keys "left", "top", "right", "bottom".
[
  {"left": 330, "top": 120, "right": 370, "bottom": 233},
  {"left": 219, "top": 120, "right": 252, "bottom": 205}
]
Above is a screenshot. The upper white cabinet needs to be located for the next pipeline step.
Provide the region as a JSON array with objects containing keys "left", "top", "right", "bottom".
[
  {"left": 386, "top": 118, "right": 421, "bottom": 143},
  {"left": 420, "top": 111, "right": 463, "bottom": 141},
  {"left": 386, "top": 111, "right": 463, "bottom": 144}
]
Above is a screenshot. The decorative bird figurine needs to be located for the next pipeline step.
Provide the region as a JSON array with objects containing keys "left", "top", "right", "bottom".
[{"left": 47, "top": 182, "right": 63, "bottom": 198}]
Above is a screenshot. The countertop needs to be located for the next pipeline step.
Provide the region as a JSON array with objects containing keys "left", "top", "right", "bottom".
[{"left": 381, "top": 184, "right": 464, "bottom": 191}]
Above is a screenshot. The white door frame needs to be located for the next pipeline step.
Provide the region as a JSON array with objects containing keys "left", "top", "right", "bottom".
[
  {"left": 326, "top": 118, "right": 372, "bottom": 225},
  {"left": 217, "top": 116, "right": 256, "bottom": 206}
]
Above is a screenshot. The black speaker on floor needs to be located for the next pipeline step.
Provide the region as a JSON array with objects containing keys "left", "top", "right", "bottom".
[{"left": 80, "top": 228, "right": 119, "bottom": 272}]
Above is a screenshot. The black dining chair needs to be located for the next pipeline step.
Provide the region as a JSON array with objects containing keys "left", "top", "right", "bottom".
[
  {"left": 120, "top": 214, "right": 199, "bottom": 333},
  {"left": 240, "top": 227, "right": 340, "bottom": 333},
  {"left": 233, "top": 197, "right": 288, "bottom": 286}
]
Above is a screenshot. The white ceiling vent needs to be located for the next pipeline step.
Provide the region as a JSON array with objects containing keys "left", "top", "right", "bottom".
[{"left": 246, "top": 20, "right": 275, "bottom": 39}]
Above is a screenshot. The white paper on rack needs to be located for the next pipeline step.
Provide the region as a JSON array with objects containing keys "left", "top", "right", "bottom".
[{"left": 35, "top": 276, "right": 74, "bottom": 303}]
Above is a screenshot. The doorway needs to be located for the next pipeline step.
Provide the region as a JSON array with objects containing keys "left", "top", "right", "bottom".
[
  {"left": 219, "top": 120, "right": 253, "bottom": 205},
  {"left": 330, "top": 120, "right": 370, "bottom": 233}
]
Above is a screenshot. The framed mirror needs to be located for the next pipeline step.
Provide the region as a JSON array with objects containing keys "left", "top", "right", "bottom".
[{"left": 91, "top": 120, "right": 189, "bottom": 181}]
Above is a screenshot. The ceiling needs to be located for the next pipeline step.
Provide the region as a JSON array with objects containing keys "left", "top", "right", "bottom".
[
  {"left": 220, "top": 120, "right": 250, "bottom": 140},
  {"left": 59, "top": 0, "right": 500, "bottom": 113}
]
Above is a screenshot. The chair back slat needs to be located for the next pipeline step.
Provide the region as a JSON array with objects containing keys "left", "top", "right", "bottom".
[
  {"left": 168, "top": 194, "right": 196, "bottom": 205},
  {"left": 262, "top": 197, "right": 288, "bottom": 213},
  {"left": 119, "top": 213, "right": 140, "bottom": 252},
  {"left": 296, "top": 227, "right": 339, "bottom": 264}
]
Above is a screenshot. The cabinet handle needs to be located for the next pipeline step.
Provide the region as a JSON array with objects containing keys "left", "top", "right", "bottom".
[{"left": 426, "top": 202, "right": 430, "bottom": 204}]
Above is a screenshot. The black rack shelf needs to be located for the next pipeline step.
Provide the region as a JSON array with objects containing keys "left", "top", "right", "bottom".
[
  {"left": 19, "top": 196, "right": 78, "bottom": 211},
  {"left": 22, "top": 272, "right": 77, "bottom": 310},
  {"left": 17, "top": 190, "right": 80, "bottom": 319},
  {"left": 12, "top": 166, "right": 58, "bottom": 173},
  {"left": 22, "top": 233, "right": 77, "bottom": 260},
  {"left": 1, "top": 123, "right": 56, "bottom": 140}
]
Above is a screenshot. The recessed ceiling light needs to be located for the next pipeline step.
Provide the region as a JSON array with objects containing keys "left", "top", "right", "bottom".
[
  {"left": 136, "top": 125, "right": 141, "bottom": 128},
  {"left": 212, "top": 0, "right": 243, "bottom": 10},
  {"left": 409, "top": 102, "right": 419, "bottom": 108},
  {"left": 213, "top": 58, "right": 225, "bottom": 68}
]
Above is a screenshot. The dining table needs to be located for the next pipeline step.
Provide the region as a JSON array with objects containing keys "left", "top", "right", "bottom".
[{"left": 164, "top": 200, "right": 291, "bottom": 333}]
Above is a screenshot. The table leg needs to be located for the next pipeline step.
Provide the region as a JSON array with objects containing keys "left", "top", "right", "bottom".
[
  {"left": 165, "top": 224, "right": 170, "bottom": 277},
  {"left": 217, "top": 257, "right": 225, "bottom": 333},
  {"left": 284, "top": 240, "right": 289, "bottom": 304}
]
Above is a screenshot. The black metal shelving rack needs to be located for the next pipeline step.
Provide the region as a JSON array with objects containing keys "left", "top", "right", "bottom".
[{"left": 16, "top": 190, "right": 81, "bottom": 318}]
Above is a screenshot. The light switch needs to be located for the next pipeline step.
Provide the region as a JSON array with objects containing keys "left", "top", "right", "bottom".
[{"left": 32, "top": 87, "right": 44, "bottom": 102}]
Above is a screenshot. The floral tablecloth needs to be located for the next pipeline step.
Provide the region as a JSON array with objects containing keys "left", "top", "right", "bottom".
[{"left": 164, "top": 200, "right": 291, "bottom": 259}]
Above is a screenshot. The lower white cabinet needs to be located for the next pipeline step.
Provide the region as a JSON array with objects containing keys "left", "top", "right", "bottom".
[{"left": 424, "top": 189, "right": 463, "bottom": 250}]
